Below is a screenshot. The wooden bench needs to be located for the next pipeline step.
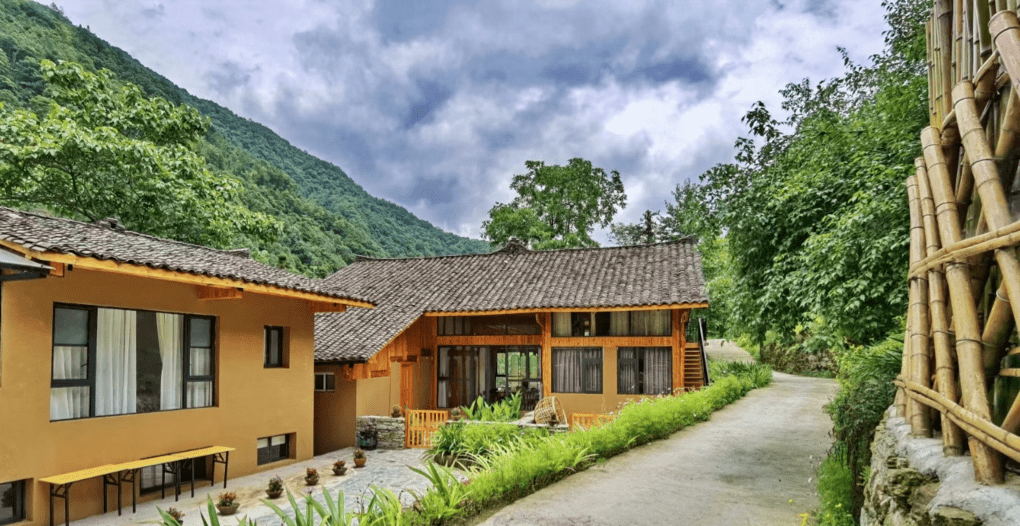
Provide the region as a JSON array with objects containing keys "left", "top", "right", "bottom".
[{"left": 40, "top": 446, "right": 234, "bottom": 526}]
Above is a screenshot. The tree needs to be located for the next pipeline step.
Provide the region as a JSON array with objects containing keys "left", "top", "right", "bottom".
[
  {"left": 609, "top": 210, "right": 660, "bottom": 246},
  {"left": 482, "top": 158, "right": 626, "bottom": 249},
  {"left": 0, "top": 60, "right": 278, "bottom": 248}
]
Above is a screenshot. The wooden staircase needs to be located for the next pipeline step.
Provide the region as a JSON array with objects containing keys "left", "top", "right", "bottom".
[{"left": 683, "top": 344, "right": 706, "bottom": 390}]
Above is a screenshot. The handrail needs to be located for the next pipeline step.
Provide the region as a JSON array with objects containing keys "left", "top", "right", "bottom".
[{"left": 698, "top": 318, "right": 711, "bottom": 385}]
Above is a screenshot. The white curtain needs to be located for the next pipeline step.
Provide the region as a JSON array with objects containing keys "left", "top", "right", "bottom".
[
  {"left": 95, "top": 309, "right": 137, "bottom": 416},
  {"left": 618, "top": 348, "right": 638, "bottom": 394},
  {"left": 552, "top": 313, "right": 571, "bottom": 337},
  {"left": 632, "top": 310, "right": 670, "bottom": 336},
  {"left": 553, "top": 348, "right": 581, "bottom": 392},
  {"left": 188, "top": 347, "right": 213, "bottom": 408},
  {"left": 610, "top": 312, "right": 629, "bottom": 335},
  {"left": 50, "top": 346, "right": 89, "bottom": 420},
  {"left": 157, "top": 313, "right": 184, "bottom": 410},
  {"left": 644, "top": 348, "right": 672, "bottom": 395}
]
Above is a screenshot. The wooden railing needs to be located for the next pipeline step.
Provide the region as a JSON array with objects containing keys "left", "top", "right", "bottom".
[
  {"left": 570, "top": 412, "right": 616, "bottom": 429},
  {"left": 902, "top": 1, "right": 1020, "bottom": 485},
  {"left": 405, "top": 409, "right": 449, "bottom": 449}
]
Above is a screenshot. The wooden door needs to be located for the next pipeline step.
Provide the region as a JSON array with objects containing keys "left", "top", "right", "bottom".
[{"left": 400, "top": 362, "right": 415, "bottom": 410}]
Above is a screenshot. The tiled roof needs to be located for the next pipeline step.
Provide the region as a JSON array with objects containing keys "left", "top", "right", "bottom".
[
  {"left": 0, "top": 207, "right": 372, "bottom": 304},
  {"left": 315, "top": 239, "right": 707, "bottom": 362}
]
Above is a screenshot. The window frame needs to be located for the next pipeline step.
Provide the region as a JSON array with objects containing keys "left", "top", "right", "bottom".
[
  {"left": 257, "top": 434, "right": 290, "bottom": 465},
  {"left": 553, "top": 310, "right": 672, "bottom": 337},
  {"left": 314, "top": 372, "right": 335, "bottom": 392},
  {"left": 264, "top": 326, "right": 285, "bottom": 368},
  {"left": 0, "top": 479, "right": 26, "bottom": 525},
  {"left": 551, "top": 347, "right": 603, "bottom": 394},
  {"left": 617, "top": 347, "right": 673, "bottom": 395},
  {"left": 50, "top": 303, "right": 216, "bottom": 421}
]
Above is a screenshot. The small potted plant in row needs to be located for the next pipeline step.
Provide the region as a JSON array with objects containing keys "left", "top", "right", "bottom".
[
  {"left": 265, "top": 476, "right": 284, "bottom": 499},
  {"left": 166, "top": 507, "right": 185, "bottom": 524},
  {"left": 332, "top": 459, "right": 348, "bottom": 476},
  {"left": 305, "top": 467, "right": 320, "bottom": 486},
  {"left": 216, "top": 492, "right": 239, "bottom": 516},
  {"left": 353, "top": 448, "right": 367, "bottom": 468}
]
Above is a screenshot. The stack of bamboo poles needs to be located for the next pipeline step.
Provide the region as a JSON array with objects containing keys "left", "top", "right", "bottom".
[{"left": 903, "top": 0, "right": 1020, "bottom": 485}]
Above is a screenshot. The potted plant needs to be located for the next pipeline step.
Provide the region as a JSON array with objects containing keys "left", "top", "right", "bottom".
[
  {"left": 304, "top": 467, "right": 320, "bottom": 486},
  {"left": 216, "top": 492, "right": 239, "bottom": 516},
  {"left": 450, "top": 407, "right": 464, "bottom": 421},
  {"left": 391, "top": 404, "right": 403, "bottom": 418},
  {"left": 166, "top": 507, "right": 185, "bottom": 524},
  {"left": 332, "top": 459, "right": 347, "bottom": 476},
  {"left": 357, "top": 429, "right": 378, "bottom": 450},
  {"left": 265, "top": 476, "right": 284, "bottom": 499},
  {"left": 353, "top": 448, "right": 367, "bottom": 468}
]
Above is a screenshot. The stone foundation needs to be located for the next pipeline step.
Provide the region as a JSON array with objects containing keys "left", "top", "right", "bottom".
[
  {"left": 356, "top": 415, "right": 406, "bottom": 450},
  {"left": 861, "top": 407, "right": 1020, "bottom": 526}
]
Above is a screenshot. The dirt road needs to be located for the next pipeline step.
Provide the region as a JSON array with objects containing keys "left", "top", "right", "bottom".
[{"left": 478, "top": 372, "right": 837, "bottom": 526}]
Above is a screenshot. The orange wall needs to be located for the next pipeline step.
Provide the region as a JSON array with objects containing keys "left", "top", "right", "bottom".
[
  {"left": 0, "top": 267, "right": 317, "bottom": 525},
  {"left": 313, "top": 364, "right": 357, "bottom": 454}
]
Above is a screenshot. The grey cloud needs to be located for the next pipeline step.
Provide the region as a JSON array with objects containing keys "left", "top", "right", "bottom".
[{"left": 205, "top": 61, "right": 257, "bottom": 97}]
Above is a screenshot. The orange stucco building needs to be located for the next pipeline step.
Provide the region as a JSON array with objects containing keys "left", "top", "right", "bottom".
[
  {"left": 313, "top": 239, "right": 709, "bottom": 451},
  {"left": 0, "top": 208, "right": 372, "bottom": 526}
]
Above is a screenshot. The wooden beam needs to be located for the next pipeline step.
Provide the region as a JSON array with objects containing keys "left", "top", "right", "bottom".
[
  {"left": 0, "top": 240, "right": 374, "bottom": 309},
  {"left": 423, "top": 303, "right": 708, "bottom": 317},
  {"left": 196, "top": 285, "right": 243, "bottom": 300},
  {"left": 309, "top": 301, "right": 347, "bottom": 313},
  {"left": 48, "top": 261, "right": 65, "bottom": 277}
]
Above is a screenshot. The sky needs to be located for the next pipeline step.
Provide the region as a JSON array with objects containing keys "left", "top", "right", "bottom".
[{"left": 59, "top": 0, "right": 889, "bottom": 243}]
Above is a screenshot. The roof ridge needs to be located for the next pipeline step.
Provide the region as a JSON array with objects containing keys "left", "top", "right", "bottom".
[
  {"left": 347, "top": 237, "right": 697, "bottom": 264},
  {"left": 0, "top": 207, "right": 248, "bottom": 257}
]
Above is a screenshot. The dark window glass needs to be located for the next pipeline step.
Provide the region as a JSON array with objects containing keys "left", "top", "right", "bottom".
[
  {"left": 265, "top": 327, "right": 284, "bottom": 367},
  {"left": 551, "top": 347, "right": 602, "bottom": 393},
  {"left": 257, "top": 434, "right": 290, "bottom": 465},
  {"left": 0, "top": 480, "right": 25, "bottom": 525},
  {"left": 437, "top": 314, "right": 540, "bottom": 335},
  {"left": 314, "top": 372, "right": 335, "bottom": 392},
  {"left": 618, "top": 347, "right": 672, "bottom": 395}
]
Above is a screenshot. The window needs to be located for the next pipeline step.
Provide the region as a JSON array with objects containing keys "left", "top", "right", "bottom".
[
  {"left": 50, "top": 305, "right": 215, "bottom": 421},
  {"left": 552, "top": 347, "right": 602, "bottom": 393},
  {"left": 264, "top": 326, "right": 285, "bottom": 368},
  {"left": 553, "top": 310, "right": 671, "bottom": 337},
  {"left": 314, "top": 372, "right": 335, "bottom": 392},
  {"left": 618, "top": 347, "right": 672, "bottom": 395},
  {"left": 257, "top": 434, "right": 290, "bottom": 465},
  {"left": 0, "top": 480, "right": 25, "bottom": 525},
  {"left": 437, "top": 314, "right": 541, "bottom": 336}
]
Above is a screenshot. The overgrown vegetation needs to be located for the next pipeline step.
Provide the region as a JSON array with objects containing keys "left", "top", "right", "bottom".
[
  {"left": 429, "top": 422, "right": 550, "bottom": 461},
  {"left": 460, "top": 393, "right": 522, "bottom": 422},
  {"left": 0, "top": 0, "right": 489, "bottom": 276}
]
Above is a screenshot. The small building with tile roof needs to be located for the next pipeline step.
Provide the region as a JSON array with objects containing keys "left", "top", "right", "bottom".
[
  {"left": 312, "top": 238, "right": 709, "bottom": 453},
  {"left": 0, "top": 207, "right": 372, "bottom": 525}
]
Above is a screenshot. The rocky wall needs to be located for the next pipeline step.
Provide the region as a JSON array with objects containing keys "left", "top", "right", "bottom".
[
  {"left": 356, "top": 415, "right": 406, "bottom": 450},
  {"left": 861, "top": 407, "right": 1020, "bottom": 526}
]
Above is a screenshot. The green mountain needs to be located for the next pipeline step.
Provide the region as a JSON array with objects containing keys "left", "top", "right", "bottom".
[{"left": 0, "top": 0, "right": 491, "bottom": 276}]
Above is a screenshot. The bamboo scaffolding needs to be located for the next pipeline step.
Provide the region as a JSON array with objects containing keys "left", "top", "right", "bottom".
[
  {"left": 921, "top": 128, "right": 1004, "bottom": 483},
  {"left": 907, "top": 175, "right": 934, "bottom": 435},
  {"left": 917, "top": 159, "right": 968, "bottom": 454}
]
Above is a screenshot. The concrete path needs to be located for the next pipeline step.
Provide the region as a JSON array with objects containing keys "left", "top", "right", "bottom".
[
  {"left": 704, "top": 338, "right": 756, "bottom": 363},
  {"left": 479, "top": 372, "right": 838, "bottom": 526}
]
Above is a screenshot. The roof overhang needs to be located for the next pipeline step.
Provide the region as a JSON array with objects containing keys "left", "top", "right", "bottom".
[
  {"left": 0, "top": 240, "right": 374, "bottom": 309},
  {"left": 422, "top": 303, "right": 709, "bottom": 316},
  {"left": 0, "top": 247, "right": 52, "bottom": 282}
]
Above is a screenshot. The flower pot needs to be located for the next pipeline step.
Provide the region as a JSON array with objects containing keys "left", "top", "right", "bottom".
[
  {"left": 265, "top": 489, "right": 283, "bottom": 499},
  {"left": 217, "top": 503, "right": 239, "bottom": 516},
  {"left": 332, "top": 466, "right": 347, "bottom": 476},
  {"left": 305, "top": 478, "right": 319, "bottom": 486},
  {"left": 354, "top": 457, "right": 366, "bottom": 468}
]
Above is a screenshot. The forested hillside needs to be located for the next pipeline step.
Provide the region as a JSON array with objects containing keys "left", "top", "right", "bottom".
[{"left": 0, "top": 0, "right": 489, "bottom": 276}]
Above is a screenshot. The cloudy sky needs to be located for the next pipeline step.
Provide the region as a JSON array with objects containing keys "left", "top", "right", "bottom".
[{"left": 59, "top": 0, "right": 888, "bottom": 242}]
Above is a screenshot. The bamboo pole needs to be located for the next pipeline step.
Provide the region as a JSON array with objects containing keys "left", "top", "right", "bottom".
[
  {"left": 908, "top": 174, "right": 934, "bottom": 436},
  {"left": 921, "top": 127, "right": 1004, "bottom": 483},
  {"left": 991, "top": 11, "right": 1020, "bottom": 98},
  {"left": 981, "top": 284, "right": 1014, "bottom": 375},
  {"left": 940, "top": 1, "right": 956, "bottom": 118},
  {"left": 917, "top": 158, "right": 967, "bottom": 454},
  {"left": 897, "top": 323, "right": 912, "bottom": 417},
  {"left": 909, "top": 220, "right": 1020, "bottom": 277},
  {"left": 996, "top": 89, "right": 1020, "bottom": 158},
  {"left": 897, "top": 379, "right": 1020, "bottom": 463}
]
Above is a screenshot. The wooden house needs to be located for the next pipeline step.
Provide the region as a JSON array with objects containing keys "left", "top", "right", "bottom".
[
  {"left": 0, "top": 207, "right": 372, "bottom": 525},
  {"left": 313, "top": 239, "right": 708, "bottom": 452}
]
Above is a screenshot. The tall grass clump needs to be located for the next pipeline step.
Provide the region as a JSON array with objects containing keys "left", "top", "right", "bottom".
[
  {"left": 460, "top": 393, "right": 522, "bottom": 422},
  {"left": 816, "top": 453, "right": 856, "bottom": 526},
  {"left": 822, "top": 332, "right": 902, "bottom": 521}
]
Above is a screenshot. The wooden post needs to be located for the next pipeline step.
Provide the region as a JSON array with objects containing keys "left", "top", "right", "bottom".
[
  {"left": 542, "top": 312, "right": 552, "bottom": 399},
  {"left": 921, "top": 126, "right": 1004, "bottom": 484},
  {"left": 917, "top": 157, "right": 967, "bottom": 455},
  {"left": 907, "top": 174, "right": 933, "bottom": 436}
]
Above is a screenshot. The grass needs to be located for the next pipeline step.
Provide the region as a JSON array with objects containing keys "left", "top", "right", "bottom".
[{"left": 816, "top": 453, "right": 856, "bottom": 526}]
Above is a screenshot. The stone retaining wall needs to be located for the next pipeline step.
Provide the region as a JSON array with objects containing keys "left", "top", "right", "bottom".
[
  {"left": 355, "top": 415, "right": 573, "bottom": 451},
  {"left": 861, "top": 407, "right": 1020, "bottom": 526}
]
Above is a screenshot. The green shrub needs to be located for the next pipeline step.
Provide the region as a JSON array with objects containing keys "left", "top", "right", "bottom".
[
  {"left": 825, "top": 331, "right": 902, "bottom": 520},
  {"left": 429, "top": 421, "right": 549, "bottom": 460},
  {"left": 460, "top": 393, "right": 522, "bottom": 422}
]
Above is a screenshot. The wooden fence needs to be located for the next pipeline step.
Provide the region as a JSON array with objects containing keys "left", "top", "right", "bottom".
[
  {"left": 901, "top": 0, "right": 1020, "bottom": 484},
  {"left": 405, "top": 409, "right": 449, "bottom": 449},
  {"left": 569, "top": 413, "right": 616, "bottom": 429}
]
